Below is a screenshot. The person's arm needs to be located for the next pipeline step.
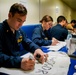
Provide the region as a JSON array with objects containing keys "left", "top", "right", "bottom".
[
  {"left": 34, "top": 49, "right": 48, "bottom": 64},
  {"left": 0, "top": 54, "right": 22, "bottom": 68},
  {"left": 20, "top": 30, "right": 48, "bottom": 65},
  {"left": 63, "top": 28, "right": 68, "bottom": 41},
  {"left": 0, "top": 45, "right": 22, "bottom": 68},
  {"left": 18, "top": 29, "right": 48, "bottom": 66},
  {"left": 20, "top": 29, "right": 41, "bottom": 53},
  {"left": 0, "top": 29, "right": 23, "bottom": 68},
  {"left": 32, "top": 28, "right": 52, "bottom": 46},
  {"left": 0, "top": 46, "right": 35, "bottom": 70},
  {"left": 21, "top": 57, "right": 35, "bottom": 70},
  {"left": 0, "top": 34, "right": 35, "bottom": 70}
]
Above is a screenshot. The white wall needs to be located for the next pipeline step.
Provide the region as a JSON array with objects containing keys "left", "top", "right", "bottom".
[
  {"left": 19, "top": 0, "right": 40, "bottom": 25},
  {"left": 71, "top": 10, "right": 76, "bottom": 20},
  {"left": 40, "top": 0, "right": 71, "bottom": 23},
  {"left": 0, "top": 0, "right": 40, "bottom": 25},
  {"left": 0, "top": 0, "right": 19, "bottom": 22},
  {"left": 0, "top": 0, "right": 75, "bottom": 25}
]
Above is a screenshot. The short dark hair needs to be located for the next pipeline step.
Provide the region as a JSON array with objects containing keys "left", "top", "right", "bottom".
[
  {"left": 57, "top": 16, "right": 66, "bottom": 23},
  {"left": 71, "top": 20, "right": 76, "bottom": 23},
  {"left": 9, "top": 3, "right": 27, "bottom": 16},
  {"left": 40, "top": 15, "right": 53, "bottom": 23}
]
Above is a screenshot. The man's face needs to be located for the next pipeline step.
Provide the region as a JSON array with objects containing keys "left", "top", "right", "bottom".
[
  {"left": 72, "top": 23, "right": 75, "bottom": 26},
  {"left": 63, "top": 20, "right": 67, "bottom": 26},
  {"left": 8, "top": 12, "right": 26, "bottom": 30}
]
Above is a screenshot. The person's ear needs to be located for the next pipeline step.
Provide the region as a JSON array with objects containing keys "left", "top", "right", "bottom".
[
  {"left": 8, "top": 12, "right": 12, "bottom": 19},
  {"left": 62, "top": 20, "right": 64, "bottom": 23}
]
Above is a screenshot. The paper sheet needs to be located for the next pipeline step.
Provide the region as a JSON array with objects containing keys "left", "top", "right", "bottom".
[
  {"left": 0, "top": 51, "right": 70, "bottom": 75},
  {"left": 47, "top": 41, "right": 66, "bottom": 51}
]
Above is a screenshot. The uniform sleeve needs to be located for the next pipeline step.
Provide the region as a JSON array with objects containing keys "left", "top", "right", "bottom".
[
  {"left": 0, "top": 31, "right": 22, "bottom": 68},
  {"left": 20, "top": 29, "right": 40, "bottom": 53},
  {"left": 66, "top": 24, "right": 73, "bottom": 30},
  {"left": 32, "top": 28, "right": 52, "bottom": 46},
  {"left": 62, "top": 28, "right": 68, "bottom": 40}
]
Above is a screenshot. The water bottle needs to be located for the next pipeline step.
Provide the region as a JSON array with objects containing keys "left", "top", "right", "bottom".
[
  {"left": 67, "top": 33, "right": 72, "bottom": 40},
  {"left": 66, "top": 33, "right": 72, "bottom": 55}
]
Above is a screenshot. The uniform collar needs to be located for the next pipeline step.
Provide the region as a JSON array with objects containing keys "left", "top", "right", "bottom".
[
  {"left": 3, "top": 20, "right": 15, "bottom": 34},
  {"left": 57, "top": 24, "right": 63, "bottom": 28}
]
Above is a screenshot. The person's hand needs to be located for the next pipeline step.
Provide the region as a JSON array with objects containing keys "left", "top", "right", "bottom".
[
  {"left": 21, "top": 58, "right": 35, "bottom": 71},
  {"left": 34, "top": 49, "right": 48, "bottom": 64},
  {"left": 51, "top": 37, "right": 59, "bottom": 45}
]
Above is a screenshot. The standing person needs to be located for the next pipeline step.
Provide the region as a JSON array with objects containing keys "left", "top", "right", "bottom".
[
  {"left": 0, "top": 3, "right": 48, "bottom": 71},
  {"left": 50, "top": 16, "right": 68, "bottom": 41},
  {"left": 32, "top": 15, "right": 58, "bottom": 47}
]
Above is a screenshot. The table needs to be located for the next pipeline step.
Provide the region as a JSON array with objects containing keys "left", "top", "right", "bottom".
[
  {"left": 41, "top": 46, "right": 76, "bottom": 75},
  {"left": 0, "top": 46, "right": 76, "bottom": 75},
  {"left": 0, "top": 50, "right": 70, "bottom": 75}
]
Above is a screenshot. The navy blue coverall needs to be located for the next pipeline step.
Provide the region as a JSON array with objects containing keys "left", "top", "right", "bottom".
[
  {"left": 50, "top": 24, "right": 68, "bottom": 41},
  {"left": 32, "top": 25, "right": 52, "bottom": 46},
  {"left": 0, "top": 20, "right": 40, "bottom": 68}
]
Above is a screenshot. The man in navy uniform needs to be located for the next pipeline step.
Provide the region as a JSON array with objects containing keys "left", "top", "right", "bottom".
[
  {"left": 0, "top": 3, "right": 47, "bottom": 71},
  {"left": 50, "top": 16, "right": 68, "bottom": 41}
]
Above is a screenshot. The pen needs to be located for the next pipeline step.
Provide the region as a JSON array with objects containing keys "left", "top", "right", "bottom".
[
  {"left": 29, "top": 55, "right": 34, "bottom": 60},
  {"left": 36, "top": 54, "right": 41, "bottom": 59}
]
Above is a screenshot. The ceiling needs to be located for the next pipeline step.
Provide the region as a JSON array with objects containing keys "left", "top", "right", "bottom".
[{"left": 61, "top": 0, "right": 76, "bottom": 10}]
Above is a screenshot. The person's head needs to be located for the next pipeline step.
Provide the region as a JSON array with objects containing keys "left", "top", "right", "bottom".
[
  {"left": 64, "top": 20, "right": 68, "bottom": 27},
  {"left": 70, "top": 20, "right": 76, "bottom": 26},
  {"left": 57, "top": 15, "right": 66, "bottom": 26},
  {"left": 7, "top": 3, "right": 27, "bottom": 31},
  {"left": 40, "top": 15, "right": 53, "bottom": 30}
]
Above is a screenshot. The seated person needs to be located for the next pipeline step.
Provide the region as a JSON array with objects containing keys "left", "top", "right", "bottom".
[
  {"left": 73, "top": 24, "right": 76, "bottom": 28},
  {"left": 73, "top": 24, "right": 76, "bottom": 33},
  {"left": 0, "top": 3, "right": 48, "bottom": 71},
  {"left": 32, "top": 15, "right": 58, "bottom": 47},
  {"left": 66, "top": 20, "right": 76, "bottom": 32},
  {"left": 50, "top": 16, "right": 68, "bottom": 41}
]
